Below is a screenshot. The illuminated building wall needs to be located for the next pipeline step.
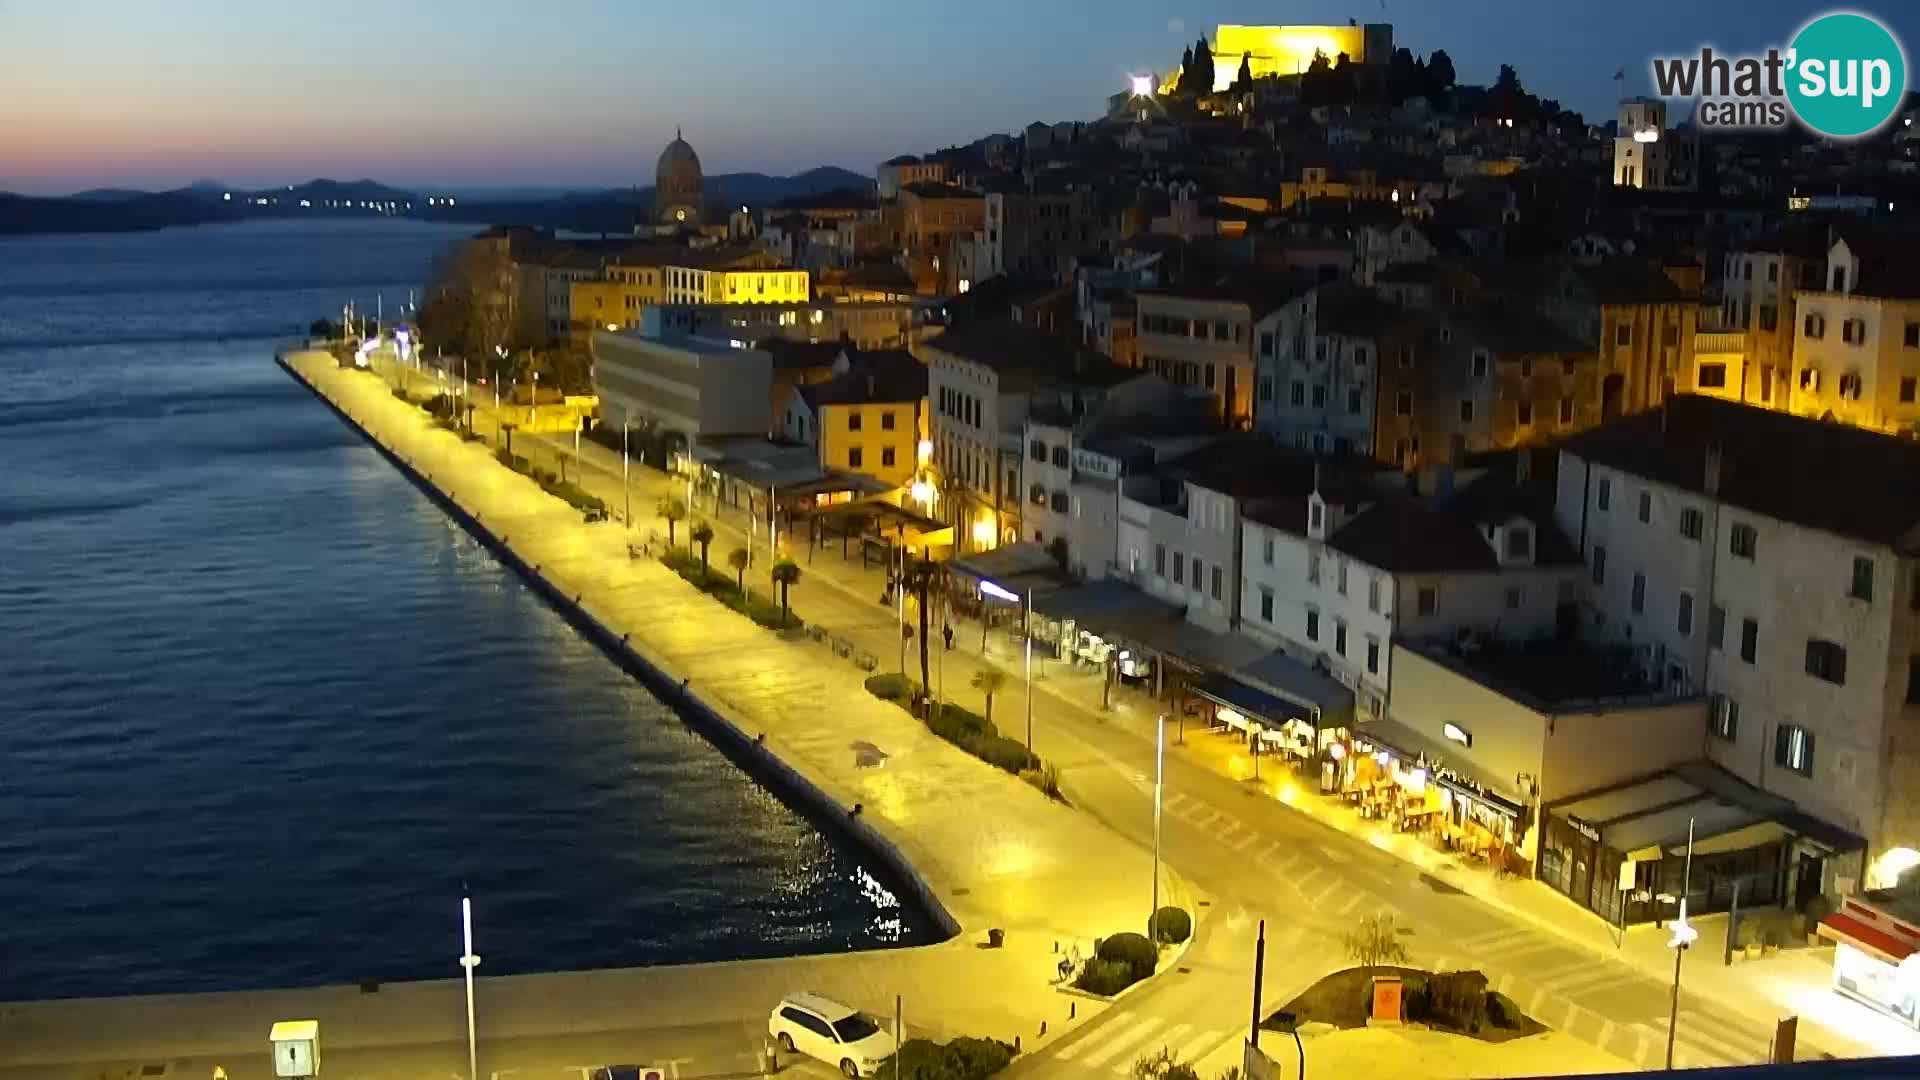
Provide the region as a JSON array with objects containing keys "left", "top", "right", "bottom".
[{"left": 1210, "top": 24, "right": 1374, "bottom": 91}]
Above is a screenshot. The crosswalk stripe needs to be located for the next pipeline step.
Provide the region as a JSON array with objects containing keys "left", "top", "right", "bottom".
[
  {"left": 1229, "top": 830, "right": 1262, "bottom": 852},
  {"left": 1632, "top": 1021, "right": 1755, "bottom": 1068},
  {"left": 1308, "top": 880, "right": 1344, "bottom": 906},
  {"left": 1334, "top": 892, "right": 1366, "bottom": 917},
  {"left": 1214, "top": 817, "right": 1244, "bottom": 838},
  {"left": 1112, "top": 1023, "right": 1194, "bottom": 1075},
  {"left": 1173, "top": 1029, "right": 1227, "bottom": 1068},
  {"left": 1077, "top": 1017, "right": 1167, "bottom": 1069},
  {"left": 1534, "top": 963, "right": 1641, "bottom": 994}
]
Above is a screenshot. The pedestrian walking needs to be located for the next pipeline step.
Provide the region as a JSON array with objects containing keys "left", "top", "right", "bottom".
[{"left": 943, "top": 622, "right": 954, "bottom": 651}]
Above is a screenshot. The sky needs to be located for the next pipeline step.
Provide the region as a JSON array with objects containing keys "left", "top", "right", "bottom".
[{"left": 4, "top": 0, "right": 1918, "bottom": 196}]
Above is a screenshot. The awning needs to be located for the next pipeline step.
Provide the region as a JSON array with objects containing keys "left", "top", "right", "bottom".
[
  {"left": 1353, "top": 718, "right": 1525, "bottom": 817},
  {"left": 1821, "top": 912, "right": 1920, "bottom": 965},
  {"left": 1232, "top": 651, "right": 1353, "bottom": 716},
  {"left": 1189, "top": 672, "right": 1314, "bottom": 727}
]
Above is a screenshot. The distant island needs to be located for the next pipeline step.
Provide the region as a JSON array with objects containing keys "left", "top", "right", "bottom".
[{"left": 0, "top": 168, "right": 874, "bottom": 237}]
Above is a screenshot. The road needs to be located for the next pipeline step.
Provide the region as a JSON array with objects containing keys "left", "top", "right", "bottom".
[{"left": 410, "top": 366, "right": 1808, "bottom": 1079}]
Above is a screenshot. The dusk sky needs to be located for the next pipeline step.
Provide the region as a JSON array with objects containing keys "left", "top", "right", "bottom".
[{"left": 5, "top": 0, "right": 1917, "bottom": 196}]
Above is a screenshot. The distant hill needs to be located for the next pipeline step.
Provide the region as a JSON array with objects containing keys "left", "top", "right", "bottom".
[
  {"left": 0, "top": 167, "right": 877, "bottom": 236},
  {"left": 420, "top": 166, "right": 876, "bottom": 232}
]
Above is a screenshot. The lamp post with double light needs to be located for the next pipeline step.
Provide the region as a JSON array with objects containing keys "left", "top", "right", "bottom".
[{"left": 978, "top": 580, "right": 1033, "bottom": 754}]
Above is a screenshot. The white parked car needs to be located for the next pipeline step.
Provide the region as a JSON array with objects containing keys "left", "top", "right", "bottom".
[{"left": 768, "top": 992, "right": 894, "bottom": 1078}]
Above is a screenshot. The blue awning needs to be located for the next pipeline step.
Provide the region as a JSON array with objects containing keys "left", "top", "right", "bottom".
[{"left": 1188, "top": 672, "right": 1314, "bottom": 727}]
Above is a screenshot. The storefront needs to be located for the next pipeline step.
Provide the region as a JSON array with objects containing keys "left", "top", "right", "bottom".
[
  {"left": 1818, "top": 895, "right": 1920, "bottom": 1029},
  {"left": 1337, "top": 721, "right": 1529, "bottom": 873},
  {"left": 1541, "top": 763, "right": 1861, "bottom": 927}
]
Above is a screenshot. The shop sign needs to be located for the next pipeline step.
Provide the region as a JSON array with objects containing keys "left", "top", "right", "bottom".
[{"left": 1567, "top": 815, "right": 1601, "bottom": 843}]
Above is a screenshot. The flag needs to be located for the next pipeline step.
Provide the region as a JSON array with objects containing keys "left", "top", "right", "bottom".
[{"left": 1613, "top": 68, "right": 1625, "bottom": 82}]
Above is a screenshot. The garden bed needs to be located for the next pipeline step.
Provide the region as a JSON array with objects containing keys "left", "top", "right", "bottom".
[
  {"left": 493, "top": 446, "right": 607, "bottom": 515},
  {"left": 661, "top": 550, "right": 802, "bottom": 632},
  {"left": 861, "top": 673, "right": 1056, "bottom": 795},
  {"left": 1268, "top": 967, "right": 1544, "bottom": 1043}
]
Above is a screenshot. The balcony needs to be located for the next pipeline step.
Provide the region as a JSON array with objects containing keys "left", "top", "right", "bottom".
[{"left": 1694, "top": 330, "right": 1744, "bottom": 355}]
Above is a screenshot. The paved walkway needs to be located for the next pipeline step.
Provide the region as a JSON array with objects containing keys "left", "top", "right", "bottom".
[
  {"left": 0, "top": 353, "right": 1205, "bottom": 1080},
  {"left": 405, "top": 362, "right": 1920, "bottom": 1066}
]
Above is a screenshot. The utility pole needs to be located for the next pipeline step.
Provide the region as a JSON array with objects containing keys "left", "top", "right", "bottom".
[{"left": 1665, "top": 818, "right": 1698, "bottom": 1070}]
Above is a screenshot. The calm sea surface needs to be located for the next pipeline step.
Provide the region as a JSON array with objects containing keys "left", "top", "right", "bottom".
[{"left": 0, "top": 219, "right": 929, "bottom": 1001}]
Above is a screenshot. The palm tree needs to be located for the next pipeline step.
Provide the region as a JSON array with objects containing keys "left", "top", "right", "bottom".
[
  {"left": 769, "top": 559, "right": 802, "bottom": 627},
  {"left": 972, "top": 669, "right": 1008, "bottom": 726},
  {"left": 691, "top": 520, "right": 715, "bottom": 579},
  {"left": 656, "top": 496, "right": 686, "bottom": 548},
  {"left": 901, "top": 556, "right": 936, "bottom": 696},
  {"left": 727, "top": 547, "right": 750, "bottom": 594}
]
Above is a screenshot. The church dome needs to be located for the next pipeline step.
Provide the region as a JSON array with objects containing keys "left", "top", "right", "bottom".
[{"left": 654, "top": 129, "right": 705, "bottom": 226}]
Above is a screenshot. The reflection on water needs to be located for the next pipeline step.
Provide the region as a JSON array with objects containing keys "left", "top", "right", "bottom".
[{"left": 0, "top": 221, "right": 930, "bottom": 1001}]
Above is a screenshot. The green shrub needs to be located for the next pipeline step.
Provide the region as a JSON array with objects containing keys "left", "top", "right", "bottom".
[
  {"left": 1097, "top": 932, "right": 1158, "bottom": 981},
  {"left": 1148, "top": 906, "right": 1192, "bottom": 945},
  {"left": 1020, "top": 764, "right": 1061, "bottom": 798},
  {"left": 865, "top": 673, "right": 916, "bottom": 701},
  {"left": 494, "top": 448, "right": 529, "bottom": 472},
  {"left": 964, "top": 731, "right": 1037, "bottom": 774},
  {"left": 1425, "top": 971, "right": 1489, "bottom": 1032},
  {"left": 873, "top": 1036, "right": 1016, "bottom": 1080},
  {"left": 1486, "top": 990, "right": 1522, "bottom": 1030},
  {"left": 1074, "top": 958, "right": 1137, "bottom": 996},
  {"left": 927, "top": 703, "right": 987, "bottom": 741}
]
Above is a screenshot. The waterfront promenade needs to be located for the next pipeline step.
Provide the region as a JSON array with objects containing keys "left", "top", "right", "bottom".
[{"left": 0, "top": 351, "right": 1201, "bottom": 1080}]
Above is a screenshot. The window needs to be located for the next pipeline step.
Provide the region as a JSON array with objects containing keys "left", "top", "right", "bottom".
[
  {"left": 1337, "top": 560, "right": 1348, "bottom": 596},
  {"left": 847, "top": 410, "right": 863, "bottom": 432},
  {"left": 1768, "top": 262, "right": 1778, "bottom": 283},
  {"left": 1804, "top": 313, "right": 1826, "bottom": 340},
  {"left": 1663, "top": 324, "right": 1680, "bottom": 347},
  {"left": 1801, "top": 367, "right": 1821, "bottom": 392},
  {"left": 848, "top": 447, "right": 864, "bottom": 468},
  {"left": 1843, "top": 318, "right": 1866, "bottom": 345},
  {"left": 1260, "top": 331, "right": 1276, "bottom": 356},
  {"left": 1190, "top": 553, "right": 1202, "bottom": 592},
  {"left": 1517, "top": 400, "right": 1533, "bottom": 426},
  {"left": 1679, "top": 507, "right": 1703, "bottom": 540},
  {"left": 1709, "top": 695, "right": 1739, "bottom": 741},
  {"left": 1309, "top": 502, "right": 1324, "bottom": 532},
  {"left": 1459, "top": 399, "right": 1474, "bottom": 423},
  {"left": 1597, "top": 476, "right": 1611, "bottom": 511},
  {"left": 1290, "top": 381, "right": 1305, "bottom": 406},
  {"left": 1029, "top": 438, "right": 1045, "bottom": 461},
  {"left": 1052, "top": 447, "right": 1069, "bottom": 468},
  {"left": 1615, "top": 323, "right": 1632, "bottom": 346},
  {"left": 1697, "top": 363, "right": 1727, "bottom": 388},
  {"left": 1260, "top": 587, "right": 1274, "bottom": 622},
  {"left": 1172, "top": 552, "right": 1184, "bottom": 585},
  {"left": 1366, "top": 637, "right": 1380, "bottom": 675},
  {"left": 1417, "top": 585, "right": 1438, "bottom": 616},
  {"left": 1759, "top": 304, "right": 1777, "bottom": 332},
  {"left": 1505, "top": 526, "right": 1532, "bottom": 559},
  {"left": 1257, "top": 375, "right": 1273, "bottom": 402},
  {"left": 1592, "top": 545, "right": 1607, "bottom": 585},
  {"left": 1312, "top": 385, "right": 1327, "bottom": 408},
  {"left": 1308, "top": 550, "right": 1322, "bottom": 585},
  {"left": 1730, "top": 523, "right": 1757, "bottom": 559},
  {"left": 1347, "top": 388, "right": 1363, "bottom": 415},
  {"left": 1504, "top": 585, "right": 1523, "bottom": 609},
  {"left": 1155, "top": 544, "right": 1167, "bottom": 577},
  {"left": 881, "top": 447, "right": 896, "bottom": 468},
  {"left": 1740, "top": 617, "right": 1758, "bottom": 664},
  {"left": 1395, "top": 390, "right": 1413, "bottom": 416},
  {"left": 1631, "top": 571, "right": 1646, "bottom": 614},
  {"left": 1903, "top": 376, "right": 1917, "bottom": 403},
  {"left": 1471, "top": 351, "right": 1489, "bottom": 377},
  {"left": 880, "top": 411, "right": 896, "bottom": 431},
  {"left": 1261, "top": 536, "right": 1274, "bottom": 565},
  {"left": 1367, "top": 576, "right": 1381, "bottom": 612},
  {"left": 1306, "top": 607, "right": 1320, "bottom": 641},
  {"left": 1210, "top": 566, "right": 1223, "bottom": 600},
  {"left": 1334, "top": 620, "right": 1348, "bottom": 656},
  {"left": 1677, "top": 592, "right": 1694, "bottom": 636},
  {"left": 1908, "top": 655, "right": 1920, "bottom": 705},
  {"left": 1851, "top": 556, "right": 1874, "bottom": 601},
  {"left": 1398, "top": 345, "right": 1414, "bottom": 368},
  {"left": 1776, "top": 724, "right": 1815, "bottom": 777},
  {"left": 1638, "top": 490, "right": 1652, "bottom": 523},
  {"left": 1709, "top": 604, "right": 1725, "bottom": 648},
  {"left": 1050, "top": 492, "right": 1068, "bottom": 512}
]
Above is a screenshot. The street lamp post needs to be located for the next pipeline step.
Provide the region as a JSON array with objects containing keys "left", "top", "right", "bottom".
[
  {"left": 1664, "top": 818, "right": 1699, "bottom": 1071},
  {"left": 622, "top": 418, "right": 631, "bottom": 528},
  {"left": 459, "top": 894, "right": 481, "bottom": 1080},
  {"left": 1152, "top": 711, "right": 1165, "bottom": 925},
  {"left": 978, "top": 580, "right": 1033, "bottom": 754}
]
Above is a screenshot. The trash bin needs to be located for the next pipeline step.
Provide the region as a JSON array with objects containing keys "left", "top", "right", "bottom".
[
  {"left": 763, "top": 1042, "right": 779, "bottom": 1074},
  {"left": 988, "top": 928, "right": 1005, "bottom": 948}
]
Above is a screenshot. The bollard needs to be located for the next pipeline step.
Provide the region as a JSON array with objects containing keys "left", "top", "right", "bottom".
[
  {"left": 1040, "top": 1021, "right": 1047, "bottom": 1036},
  {"left": 1070, "top": 1002, "right": 1076, "bottom": 1019},
  {"left": 1014, "top": 1036, "right": 1022, "bottom": 1054}
]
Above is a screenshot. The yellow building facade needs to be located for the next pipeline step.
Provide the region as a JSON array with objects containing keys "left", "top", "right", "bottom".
[
  {"left": 1209, "top": 24, "right": 1370, "bottom": 89},
  {"left": 661, "top": 266, "right": 810, "bottom": 306},
  {"left": 813, "top": 399, "right": 928, "bottom": 490}
]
